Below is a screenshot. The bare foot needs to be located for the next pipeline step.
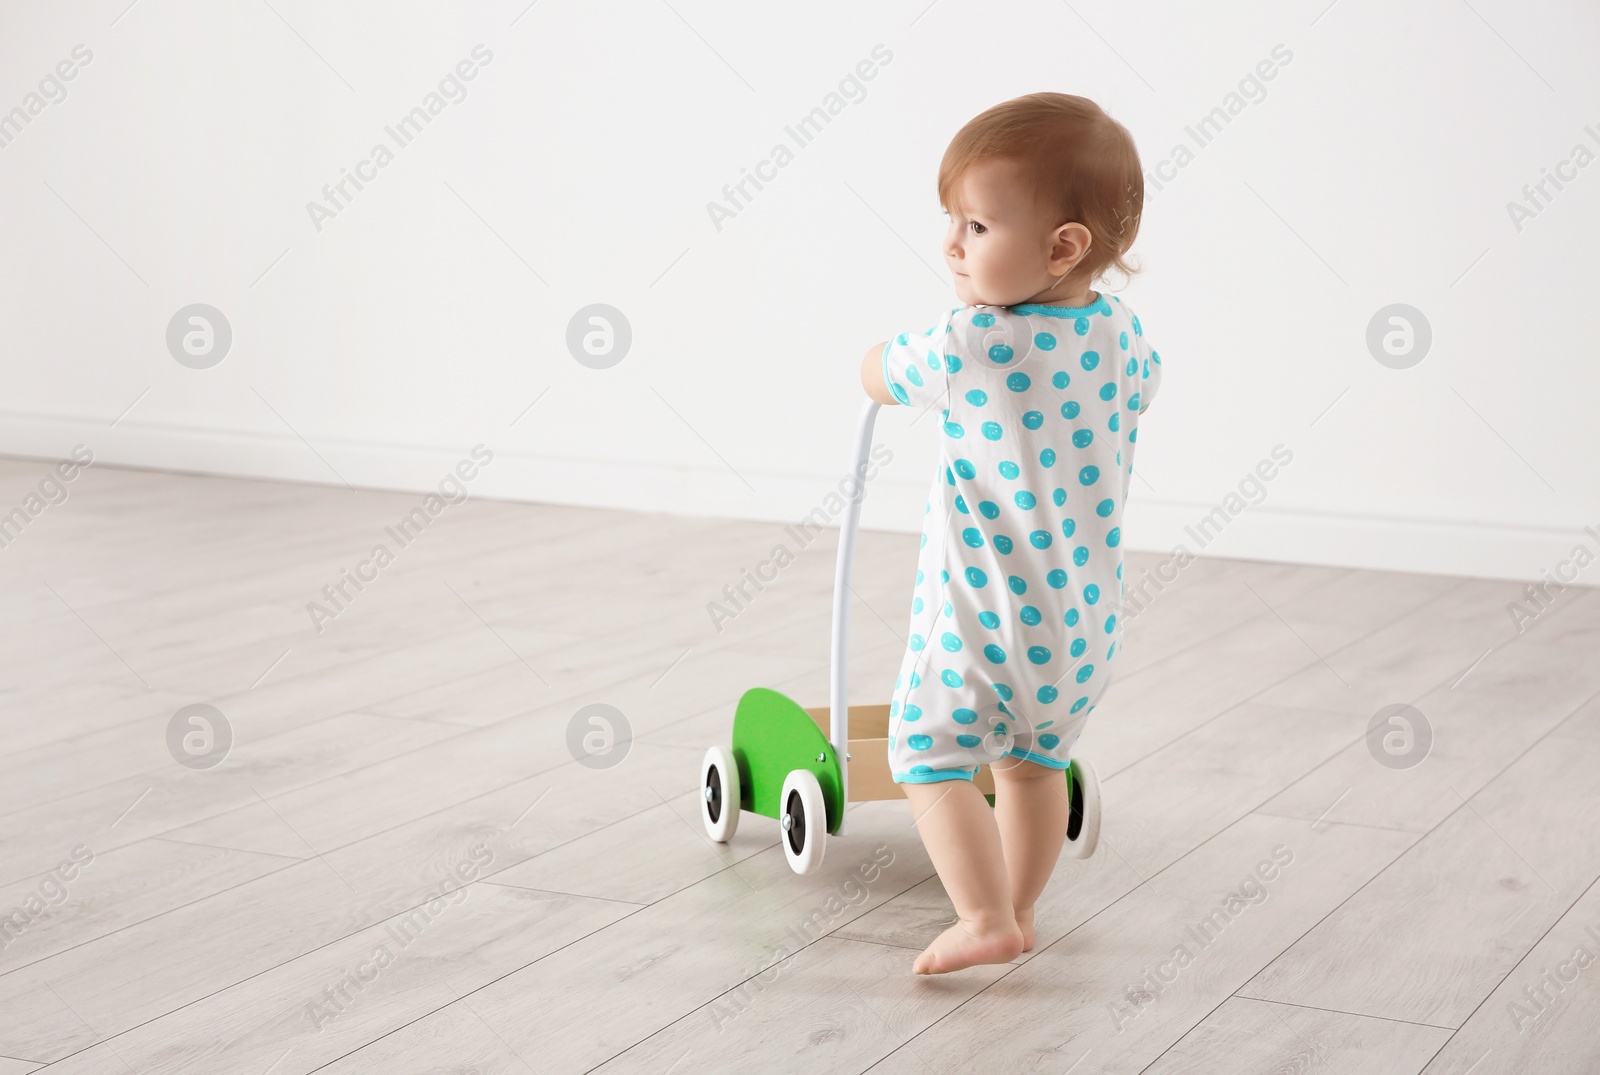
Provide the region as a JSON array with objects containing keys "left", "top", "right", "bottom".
[
  {"left": 913, "top": 917, "right": 1024, "bottom": 974},
  {"left": 1015, "top": 906, "right": 1035, "bottom": 952}
]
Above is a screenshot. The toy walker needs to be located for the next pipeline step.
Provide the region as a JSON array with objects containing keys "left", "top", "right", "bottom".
[{"left": 698, "top": 398, "right": 1102, "bottom": 874}]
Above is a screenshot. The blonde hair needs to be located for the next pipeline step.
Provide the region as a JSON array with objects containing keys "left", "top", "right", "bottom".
[{"left": 938, "top": 92, "right": 1144, "bottom": 288}]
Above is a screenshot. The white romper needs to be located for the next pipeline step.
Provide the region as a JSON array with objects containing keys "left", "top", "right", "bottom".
[{"left": 882, "top": 293, "right": 1162, "bottom": 784}]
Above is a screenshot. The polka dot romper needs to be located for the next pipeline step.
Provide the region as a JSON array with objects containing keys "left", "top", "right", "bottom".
[{"left": 883, "top": 293, "right": 1163, "bottom": 784}]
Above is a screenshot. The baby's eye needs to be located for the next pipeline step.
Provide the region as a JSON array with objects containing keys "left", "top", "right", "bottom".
[{"left": 969, "top": 220, "right": 986, "bottom": 235}]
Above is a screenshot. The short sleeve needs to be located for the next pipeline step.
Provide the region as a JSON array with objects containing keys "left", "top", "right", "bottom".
[
  {"left": 881, "top": 314, "right": 953, "bottom": 411},
  {"left": 1129, "top": 308, "right": 1162, "bottom": 415}
]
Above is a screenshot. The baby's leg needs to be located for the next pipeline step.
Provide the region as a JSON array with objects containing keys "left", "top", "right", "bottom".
[
  {"left": 989, "top": 758, "right": 1071, "bottom": 952},
  {"left": 899, "top": 779, "right": 1024, "bottom": 974}
]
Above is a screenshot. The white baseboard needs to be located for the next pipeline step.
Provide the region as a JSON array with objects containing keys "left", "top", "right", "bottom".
[{"left": 2, "top": 408, "right": 1594, "bottom": 589}]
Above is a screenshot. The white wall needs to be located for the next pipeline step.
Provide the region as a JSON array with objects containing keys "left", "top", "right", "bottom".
[{"left": 2, "top": 0, "right": 1597, "bottom": 585}]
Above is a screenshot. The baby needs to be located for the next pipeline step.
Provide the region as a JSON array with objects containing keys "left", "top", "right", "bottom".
[{"left": 859, "top": 92, "right": 1162, "bottom": 974}]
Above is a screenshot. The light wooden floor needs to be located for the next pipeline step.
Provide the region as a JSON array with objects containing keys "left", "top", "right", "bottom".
[{"left": 1, "top": 457, "right": 1597, "bottom": 1075}]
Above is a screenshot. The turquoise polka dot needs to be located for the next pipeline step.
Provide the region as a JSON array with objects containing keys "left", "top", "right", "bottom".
[
  {"left": 981, "top": 421, "right": 1003, "bottom": 441},
  {"left": 1054, "top": 489, "right": 1069, "bottom": 508},
  {"left": 907, "top": 734, "right": 934, "bottom": 751},
  {"left": 998, "top": 461, "right": 1020, "bottom": 479},
  {"left": 1061, "top": 400, "right": 1081, "bottom": 420},
  {"left": 1084, "top": 583, "right": 1101, "bottom": 604},
  {"left": 989, "top": 344, "right": 1014, "bottom": 363},
  {"left": 890, "top": 699, "right": 901, "bottom": 717},
  {"left": 1019, "top": 605, "right": 1041, "bottom": 626},
  {"left": 1080, "top": 350, "right": 1100, "bottom": 371},
  {"left": 978, "top": 610, "right": 1000, "bottom": 629},
  {"left": 889, "top": 384, "right": 909, "bottom": 405},
  {"left": 1105, "top": 614, "right": 1117, "bottom": 633},
  {"left": 1099, "top": 382, "right": 1117, "bottom": 401},
  {"left": 1073, "top": 545, "right": 1089, "bottom": 566},
  {"left": 994, "top": 534, "right": 1014, "bottom": 554},
  {"left": 1109, "top": 412, "right": 1121, "bottom": 433},
  {"left": 994, "top": 683, "right": 1014, "bottom": 701},
  {"left": 956, "top": 734, "right": 983, "bottom": 748},
  {"left": 903, "top": 704, "right": 922, "bottom": 721},
  {"left": 906, "top": 364, "right": 924, "bottom": 386},
  {"left": 1070, "top": 697, "right": 1088, "bottom": 714},
  {"left": 1074, "top": 317, "right": 1090, "bottom": 335},
  {"left": 1061, "top": 517, "right": 1076, "bottom": 537},
  {"left": 1007, "top": 575, "right": 1027, "bottom": 595},
  {"left": 978, "top": 500, "right": 999, "bottom": 519},
  {"left": 966, "top": 389, "right": 988, "bottom": 406},
  {"left": 1076, "top": 665, "right": 1095, "bottom": 683},
  {"left": 1039, "top": 733, "right": 1061, "bottom": 749},
  {"left": 965, "top": 566, "right": 988, "bottom": 587},
  {"left": 1126, "top": 357, "right": 1138, "bottom": 376},
  {"left": 954, "top": 495, "right": 969, "bottom": 515},
  {"left": 1035, "top": 332, "right": 1056, "bottom": 350},
  {"left": 1029, "top": 530, "right": 1052, "bottom": 549},
  {"left": 1023, "top": 411, "right": 1044, "bottom": 430},
  {"left": 1070, "top": 638, "right": 1086, "bottom": 657},
  {"left": 1128, "top": 392, "right": 1142, "bottom": 411},
  {"left": 962, "top": 528, "right": 984, "bottom": 548},
  {"left": 1106, "top": 527, "right": 1121, "bottom": 547},
  {"left": 1037, "top": 685, "right": 1059, "bottom": 704},
  {"left": 945, "top": 354, "right": 962, "bottom": 372},
  {"left": 1052, "top": 371, "right": 1071, "bottom": 389},
  {"left": 1014, "top": 490, "right": 1036, "bottom": 509},
  {"left": 941, "top": 669, "right": 964, "bottom": 687},
  {"left": 1120, "top": 330, "right": 1129, "bottom": 350},
  {"left": 1097, "top": 498, "right": 1115, "bottom": 517},
  {"left": 1040, "top": 448, "right": 1056, "bottom": 467},
  {"left": 983, "top": 644, "right": 1006, "bottom": 663},
  {"left": 1006, "top": 372, "right": 1030, "bottom": 392},
  {"left": 1073, "top": 429, "right": 1094, "bottom": 449},
  {"left": 1079, "top": 466, "right": 1100, "bottom": 485},
  {"left": 952, "top": 707, "right": 978, "bottom": 724},
  {"left": 908, "top": 762, "right": 929, "bottom": 773},
  {"left": 1027, "top": 645, "right": 1052, "bottom": 665},
  {"left": 1047, "top": 569, "right": 1068, "bottom": 588},
  {"left": 972, "top": 312, "right": 995, "bottom": 327},
  {"left": 940, "top": 632, "right": 962, "bottom": 652},
  {"left": 911, "top": 596, "right": 923, "bottom": 614},
  {"left": 1064, "top": 608, "right": 1080, "bottom": 627},
  {"left": 954, "top": 458, "right": 976, "bottom": 479},
  {"left": 944, "top": 420, "right": 965, "bottom": 438}
]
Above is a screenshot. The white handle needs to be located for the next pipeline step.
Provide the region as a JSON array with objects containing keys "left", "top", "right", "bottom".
[{"left": 831, "top": 397, "right": 882, "bottom": 836}]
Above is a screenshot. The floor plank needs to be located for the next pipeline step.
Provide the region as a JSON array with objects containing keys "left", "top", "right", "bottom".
[
  {"left": 1145, "top": 996, "right": 1451, "bottom": 1074},
  {"left": 1240, "top": 733, "right": 1600, "bottom": 1027}
]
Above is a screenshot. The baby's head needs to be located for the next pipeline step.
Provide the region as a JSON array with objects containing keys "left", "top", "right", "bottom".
[{"left": 938, "top": 93, "right": 1143, "bottom": 308}]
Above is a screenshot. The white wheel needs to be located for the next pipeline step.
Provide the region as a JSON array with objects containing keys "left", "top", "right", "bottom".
[
  {"left": 1064, "top": 757, "right": 1101, "bottom": 859},
  {"left": 779, "top": 769, "right": 827, "bottom": 875},
  {"left": 700, "top": 745, "right": 740, "bottom": 843}
]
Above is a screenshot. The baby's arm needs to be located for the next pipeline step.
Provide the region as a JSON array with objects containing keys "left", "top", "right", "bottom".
[{"left": 860, "top": 341, "right": 899, "bottom": 406}]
